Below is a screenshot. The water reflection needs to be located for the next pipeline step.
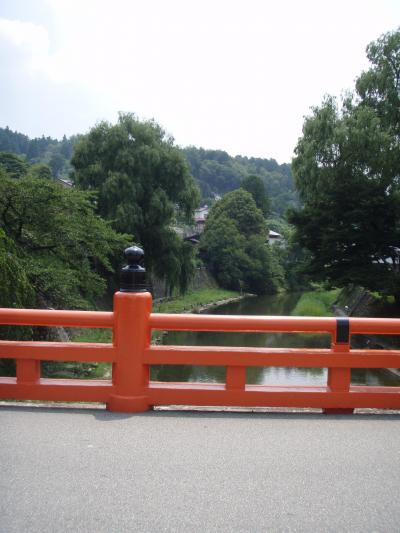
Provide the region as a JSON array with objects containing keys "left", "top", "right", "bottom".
[
  {"left": 151, "top": 293, "right": 400, "bottom": 387},
  {"left": 247, "top": 366, "right": 326, "bottom": 386}
]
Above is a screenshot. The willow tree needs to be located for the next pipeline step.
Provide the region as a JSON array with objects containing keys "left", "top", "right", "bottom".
[{"left": 71, "top": 113, "right": 200, "bottom": 293}]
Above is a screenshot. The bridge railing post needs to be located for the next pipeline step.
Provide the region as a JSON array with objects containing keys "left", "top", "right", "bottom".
[
  {"left": 324, "top": 317, "right": 354, "bottom": 415},
  {"left": 107, "top": 246, "right": 152, "bottom": 413}
]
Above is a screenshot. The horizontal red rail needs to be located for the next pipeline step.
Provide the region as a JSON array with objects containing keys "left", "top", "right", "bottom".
[
  {"left": 148, "top": 383, "right": 400, "bottom": 409},
  {"left": 2, "top": 309, "right": 400, "bottom": 335},
  {"left": 145, "top": 346, "right": 400, "bottom": 368},
  {"left": 0, "top": 341, "right": 116, "bottom": 362},
  {"left": 350, "top": 317, "right": 400, "bottom": 335},
  {"left": 150, "top": 313, "right": 337, "bottom": 333},
  {"left": 0, "top": 308, "right": 113, "bottom": 328},
  {"left": 1, "top": 292, "right": 400, "bottom": 413},
  {"left": 0, "top": 377, "right": 113, "bottom": 402}
]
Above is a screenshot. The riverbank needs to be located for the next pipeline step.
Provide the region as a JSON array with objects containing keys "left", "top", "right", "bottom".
[
  {"left": 153, "top": 288, "right": 253, "bottom": 314},
  {"left": 290, "top": 289, "right": 340, "bottom": 317},
  {"left": 68, "top": 288, "right": 249, "bottom": 372},
  {"left": 73, "top": 287, "right": 247, "bottom": 345}
]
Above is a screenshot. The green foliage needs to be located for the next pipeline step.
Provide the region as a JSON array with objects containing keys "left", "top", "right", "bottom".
[
  {"left": 356, "top": 29, "right": 400, "bottom": 130},
  {"left": 243, "top": 235, "right": 285, "bottom": 294},
  {"left": 183, "top": 146, "right": 298, "bottom": 215},
  {"left": 291, "top": 289, "right": 339, "bottom": 317},
  {"left": 0, "top": 229, "right": 34, "bottom": 373},
  {"left": 0, "top": 126, "right": 297, "bottom": 215},
  {"left": 71, "top": 113, "right": 200, "bottom": 293},
  {"left": 73, "top": 328, "right": 113, "bottom": 343},
  {"left": 48, "top": 152, "right": 65, "bottom": 177},
  {"left": 202, "top": 215, "right": 247, "bottom": 289},
  {"left": 0, "top": 229, "right": 34, "bottom": 308},
  {"left": 0, "top": 126, "right": 29, "bottom": 154},
  {"left": 241, "top": 174, "right": 271, "bottom": 217},
  {"left": 201, "top": 189, "right": 284, "bottom": 294},
  {"left": 153, "top": 288, "right": 240, "bottom": 313},
  {"left": 0, "top": 152, "right": 28, "bottom": 178},
  {"left": 0, "top": 228, "right": 34, "bottom": 348},
  {"left": 30, "top": 163, "right": 53, "bottom": 180},
  {"left": 0, "top": 171, "right": 130, "bottom": 310},
  {"left": 290, "top": 29, "right": 400, "bottom": 301},
  {"left": 0, "top": 127, "right": 78, "bottom": 178},
  {"left": 206, "top": 189, "right": 266, "bottom": 238},
  {"left": 41, "top": 360, "right": 111, "bottom": 379}
]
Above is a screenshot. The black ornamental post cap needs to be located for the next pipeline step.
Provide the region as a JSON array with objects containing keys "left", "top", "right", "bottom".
[{"left": 120, "top": 246, "right": 148, "bottom": 292}]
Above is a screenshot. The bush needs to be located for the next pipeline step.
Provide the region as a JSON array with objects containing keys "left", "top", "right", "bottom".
[{"left": 291, "top": 290, "right": 339, "bottom": 316}]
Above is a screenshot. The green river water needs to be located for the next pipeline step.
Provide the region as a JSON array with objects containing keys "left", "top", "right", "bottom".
[{"left": 151, "top": 292, "right": 400, "bottom": 386}]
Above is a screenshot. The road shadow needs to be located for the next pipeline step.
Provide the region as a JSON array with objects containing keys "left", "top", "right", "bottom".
[{"left": 1, "top": 403, "right": 400, "bottom": 422}]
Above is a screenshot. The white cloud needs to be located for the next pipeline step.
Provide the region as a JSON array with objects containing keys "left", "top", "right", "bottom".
[
  {"left": 1, "top": 1, "right": 400, "bottom": 160},
  {"left": 0, "top": 18, "right": 50, "bottom": 71}
]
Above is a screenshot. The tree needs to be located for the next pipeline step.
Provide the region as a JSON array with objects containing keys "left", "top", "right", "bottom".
[
  {"left": 201, "top": 215, "right": 247, "bottom": 289},
  {"left": 241, "top": 174, "right": 271, "bottom": 217},
  {"left": 356, "top": 30, "right": 400, "bottom": 131},
  {"left": 201, "top": 189, "right": 284, "bottom": 294},
  {"left": 71, "top": 113, "right": 200, "bottom": 293},
  {"left": 0, "top": 228, "right": 35, "bottom": 374},
  {"left": 205, "top": 188, "right": 266, "bottom": 238},
  {"left": 0, "top": 228, "right": 34, "bottom": 348},
  {"left": 182, "top": 146, "right": 298, "bottom": 215},
  {"left": 0, "top": 229, "right": 34, "bottom": 309},
  {"left": 0, "top": 127, "right": 29, "bottom": 154},
  {"left": 48, "top": 151, "right": 65, "bottom": 177},
  {"left": 0, "top": 152, "right": 28, "bottom": 178},
  {"left": 30, "top": 163, "right": 53, "bottom": 180},
  {"left": 289, "top": 29, "right": 400, "bottom": 301},
  {"left": 0, "top": 168, "right": 130, "bottom": 309}
]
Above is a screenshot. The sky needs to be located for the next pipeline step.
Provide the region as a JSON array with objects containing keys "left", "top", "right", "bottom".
[{"left": 0, "top": 0, "right": 399, "bottom": 163}]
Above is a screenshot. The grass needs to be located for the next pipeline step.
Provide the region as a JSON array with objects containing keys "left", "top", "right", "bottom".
[
  {"left": 72, "top": 287, "right": 240, "bottom": 345},
  {"left": 153, "top": 288, "right": 240, "bottom": 314},
  {"left": 41, "top": 360, "right": 112, "bottom": 379},
  {"left": 73, "top": 328, "right": 112, "bottom": 343},
  {"left": 291, "top": 289, "right": 340, "bottom": 317}
]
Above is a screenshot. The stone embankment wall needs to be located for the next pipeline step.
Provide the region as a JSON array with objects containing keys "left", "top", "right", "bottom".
[
  {"left": 151, "top": 268, "right": 217, "bottom": 299},
  {"left": 334, "top": 286, "right": 372, "bottom": 317}
]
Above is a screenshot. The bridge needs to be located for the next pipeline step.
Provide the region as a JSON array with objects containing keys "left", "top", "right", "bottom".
[
  {"left": 1, "top": 404, "right": 400, "bottom": 532},
  {"left": 1, "top": 247, "right": 400, "bottom": 531}
]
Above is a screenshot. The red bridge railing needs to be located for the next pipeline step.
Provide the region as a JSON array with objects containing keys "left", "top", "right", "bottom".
[
  {"left": 1, "top": 289, "right": 400, "bottom": 413},
  {"left": 1, "top": 246, "right": 400, "bottom": 413}
]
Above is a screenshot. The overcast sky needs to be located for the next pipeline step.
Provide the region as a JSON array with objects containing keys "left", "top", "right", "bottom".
[{"left": 0, "top": 0, "right": 399, "bottom": 163}]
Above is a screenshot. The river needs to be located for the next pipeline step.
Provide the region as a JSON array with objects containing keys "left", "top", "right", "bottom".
[{"left": 151, "top": 292, "right": 400, "bottom": 386}]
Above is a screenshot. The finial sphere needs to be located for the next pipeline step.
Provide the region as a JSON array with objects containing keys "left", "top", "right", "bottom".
[
  {"left": 124, "top": 246, "right": 144, "bottom": 265},
  {"left": 120, "top": 246, "right": 148, "bottom": 292}
]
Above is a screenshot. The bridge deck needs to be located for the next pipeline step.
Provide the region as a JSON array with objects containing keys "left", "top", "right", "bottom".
[{"left": 1, "top": 406, "right": 399, "bottom": 532}]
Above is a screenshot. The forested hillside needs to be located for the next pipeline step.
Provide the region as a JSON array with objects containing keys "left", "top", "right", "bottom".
[
  {"left": 0, "top": 127, "right": 296, "bottom": 215},
  {"left": 0, "top": 126, "right": 77, "bottom": 177},
  {"left": 183, "top": 147, "right": 297, "bottom": 215}
]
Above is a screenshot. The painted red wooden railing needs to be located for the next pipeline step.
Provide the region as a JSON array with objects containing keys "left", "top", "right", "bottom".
[{"left": 1, "top": 291, "right": 400, "bottom": 413}]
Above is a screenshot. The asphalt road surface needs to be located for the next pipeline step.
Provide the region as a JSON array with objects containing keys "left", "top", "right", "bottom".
[{"left": 1, "top": 406, "right": 399, "bottom": 532}]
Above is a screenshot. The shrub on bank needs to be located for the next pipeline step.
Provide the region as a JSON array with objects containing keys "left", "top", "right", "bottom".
[{"left": 291, "top": 290, "right": 339, "bottom": 316}]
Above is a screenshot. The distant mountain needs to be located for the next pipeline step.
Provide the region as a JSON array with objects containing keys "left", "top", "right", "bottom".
[
  {"left": 0, "top": 126, "right": 298, "bottom": 215},
  {"left": 0, "top": 126, "right": 79, "bottom": 177},
  {"left": 182, "top": 147, "right": 298, "bottom": 216}
]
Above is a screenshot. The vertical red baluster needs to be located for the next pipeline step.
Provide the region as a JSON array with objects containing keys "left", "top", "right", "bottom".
[
  {"left": 16, "top": 359, "right": 40, "bottom": 385},
  {"left": 226, "top": 366, "right": 246, "bottom": 390}
]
